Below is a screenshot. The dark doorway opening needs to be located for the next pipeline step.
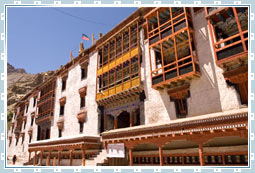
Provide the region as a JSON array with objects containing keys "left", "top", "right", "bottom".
[{"left": 117, "top": 111, "right": 130, "bottom": 129}]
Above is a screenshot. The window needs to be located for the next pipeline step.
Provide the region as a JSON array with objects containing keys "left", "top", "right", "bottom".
[
  {"left": 46, "top": 128, "right": 50, "bottom": 139},
  {"left": 80, "top": 97, "right": 85, "bottom": 108},
  {"left": 16, "top": 138, "right": 19, "bottom": 146},
  {"left": 206, "top": 7, "right": 248, "bottom": 62},
  {"left": 174, "top": 98, "right": 188, "bottom": 118},
  {"left": 109, "top": 69, "right": 115, "bottom": 88},
  {"left": 81, "top": 67, "right": 87, "bottom": 80},
  {"left": 22, "top": 135, "right": 25, "bottom": 144},
  {"left": 123, "top": 61, "right": 130, "bottom": 82},
  {"left": 29, "top": 135, "right": 32, "bottom": 143},
  {"left": 60, "top": 105, "right": 65, "bottom": 116},
  {"left": 79, "top": 121, "right": 84, "bottom": 133},
  {"left": 26, "top": 104, "right": 29, "bottom": 113},
  {"left": 23, "top": 121, "right": 26, "bottom": 129},
  {"left": 31, "top": 117, "right": 34, "bottom": 126},
  {"left": 62, "top": 78, "right": 66, "bottom": 91},
  {"left": 33, "top": 97, "right": 36, "bottom": 107},
  {"left": 58, "top": 129, "right": 62, "bottom": 138}
]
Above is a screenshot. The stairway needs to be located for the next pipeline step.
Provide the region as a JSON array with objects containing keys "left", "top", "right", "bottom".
[{"left": 85, "top": 149, "right": 108, "bottom": 166}]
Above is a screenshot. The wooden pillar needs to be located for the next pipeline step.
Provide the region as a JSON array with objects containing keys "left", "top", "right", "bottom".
[
  {"left": 129, "top": 148, "right": 133, "bottom": 166},
  {"left": 222, "top": 154, "right": 226, "bottom": 166},
  {"left": 28, "top": 151, "right": 31, "bottom": 164},
  {"left": 82, "top": 147, "right": 86, "bottom": 166},
  {"left": 53, "top": 157, "right": 56, "bottom": 166},
  {"left": 129, "top": 111, "right": 133, "bottom": 127},
  {"left": 39, "top": 151, "right": 43, "bottom": 166},
  {"left": 33, "top": 151, "right": 37, "bottom": 166},
  {"left": 69, "top": 149, "right": 73, "bottom": 166},
  {"left": 159, "top": 146, "right": 163, "bottom": 166},
  {"left": 58, "top": 150, "right": 61, "bottom": 166},
  {"left": 46, "top": 151, "right": 51, "bottom": 166},
  {"left": 114, "top": 117, "right": 118, "bottom": 129},
  {"left": 198, "top": 143, "right": 205, "bottom": 166}
]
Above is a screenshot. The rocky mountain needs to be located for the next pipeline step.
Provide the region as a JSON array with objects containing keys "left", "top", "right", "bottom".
[
  {"left": 7, "top": 63, "right": 26, "bottom": 74},
  {"left": 7, "top": 63, "right": 55, "bottom": 113}
]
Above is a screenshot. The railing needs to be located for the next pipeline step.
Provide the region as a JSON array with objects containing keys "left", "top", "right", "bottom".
[
  {"left": 35, "top": 111, "right": 53, "bottom": 123},
  {"left": 214, "top": 31, "right": 248, "bottom": 62},
  {"left": 97, "top": 46, "right": 139, "bottom": 76},
  {"left": 133, "top": 152, "right": 248, "bottom": 166},
  {"left": 96, "top": 76, "right": 140, "bottom": 101},
  {"left": 37, "top": 91, "right": 55, "bottom": 106}
]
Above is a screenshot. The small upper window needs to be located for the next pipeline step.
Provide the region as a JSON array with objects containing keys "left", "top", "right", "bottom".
[
  {"left": 79, "top": 121, "right": 84, "bottom": 133},
  {"left": 80, "top": 97, "right": 85, "bottom": 108},
  {"left": 33, "top": 97, "right": 36, "bottom": 107},
  {"left": 81, "top": 67, "right": 87, "bottom": 80},
  {"left": 62, "top": 79, "right": 66, "bottom": 91},
  {"left": 60, "top": 105, "right": 65, "bottom": 116},
  {"left": 58, "top": 129, "right": 62, "bottom": 138},
  {"left": 25, "top": 104, "right": 29, "bottom": 113}
]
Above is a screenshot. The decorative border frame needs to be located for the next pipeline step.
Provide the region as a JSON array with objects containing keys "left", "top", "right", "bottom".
[{"left": 0, "top": 0, "right": 254, "bottom": 172}]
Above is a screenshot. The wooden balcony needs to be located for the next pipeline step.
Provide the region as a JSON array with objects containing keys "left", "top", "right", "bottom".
[
  {"left": 145, "top": 8, "right": 200, "bottom": 90},
  {"left": 206, "top": 7, "right": 248, "bottom": 70},
  {"left": 35, "top": 111, "right": 53, "bottom": 124},
  {"left": 97, "top": 47, "right": 139, "bottom": 76},
  {"left": 96, "top": 76, "right": 141, "bottom": 106}
]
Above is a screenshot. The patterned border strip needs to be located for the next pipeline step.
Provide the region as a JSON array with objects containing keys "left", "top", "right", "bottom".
[{"left": 0, "top": 0, "right": 254, "bottom": 173}]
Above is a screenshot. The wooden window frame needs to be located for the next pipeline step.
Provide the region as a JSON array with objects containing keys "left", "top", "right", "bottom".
[
  {"left": 146, "top": 7, "right": 198, "bottom": 88},
  {"left": 96, "top": 21, "right": 141, "bottom": 97},
  {"left": 205, "top": 7, "right": 248, "bottom": 65}
]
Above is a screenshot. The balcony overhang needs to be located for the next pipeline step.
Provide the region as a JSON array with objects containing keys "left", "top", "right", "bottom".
[
  {"left": 59, "top": 96, "right": 66, "bottom": 106},
  {"left": 35, "top": 112, "right": 53, "bottom": 124},
  {"left": 57, "top": 117, "right": 64, "bottom": 130},
  {"left": 77, "top": 110, "right": 87, "bottom": 123},
  {"left": 78, "top": 86, "right": 87, "bottom": 97},
  {"left": 31, "top": 112, "right": 35, "bottom": 118},
  {"left": 167, "top": 83, "right": 190, "bottom": 99},
  {"left": 28, "top": 127, "right": 33, "bottom": 136},
  {"left": 28, "top": 134, "right": 101, "bottom": 152},
  {"left": 102, "top": 108, "right": 248, "bottom": 145},
  {"left": 97, "top": 85, "right": 142, "bottom": 106},
  {"left": 223, "top": 65, "right": 248, "bottom": 84},
  {"left": 152, "top": 70, "right": 200, "bottom": 91}
]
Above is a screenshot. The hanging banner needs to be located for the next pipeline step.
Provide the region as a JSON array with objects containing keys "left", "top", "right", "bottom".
[{"left": 107, "top": 143, "right": 125, "bottom": 158}]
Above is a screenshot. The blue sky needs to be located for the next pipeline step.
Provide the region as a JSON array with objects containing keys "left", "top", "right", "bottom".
[{"left": 7, "top": 7, "right": 137, "bottom": 74}]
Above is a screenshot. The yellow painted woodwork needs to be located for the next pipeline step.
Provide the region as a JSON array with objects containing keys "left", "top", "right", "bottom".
[
  {"left": 116, "top": 57, "right": 122, "bottom": 66},
  {"left": 97, "top": 46, "right": 139, "bottom": 77},
  {"left": 116, "top": 85, "right": 122, "bottom": 93},
  {"left": 122, "top": 52, "right": 130, "bottom": 62},
  {"left": 131, "top": 47, "right": 138, "bottom": 57},
  {"left": 109, "top": 61, "right": 115, "bottom": 69},
  {"left": 96, "top": 93, "right": 103, "bottom": 100},
  {"left": 97, "top": 68, "right": 103, "bottom": 76},
  {"left": 96, "top": 77, "right": 140, "bottom": 101},
  {"left": 103, "top": 90, "right": 109, "bottom": 98},
  {"left": 103, "top": 65, "right": 109, "bottom": 73},
  {"left": 123, "top": 81, "right": 131, "bottom": 90},
  {"left": 109, "top": 88, "right": 116, "bottom": 96},
  {"left": 131, "top": 77, "right": 140, "bottom": 87}
]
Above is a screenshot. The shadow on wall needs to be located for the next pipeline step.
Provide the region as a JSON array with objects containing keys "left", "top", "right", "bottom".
[{"left": 140, "top": 30, "right": 176, "bottom": 123}]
